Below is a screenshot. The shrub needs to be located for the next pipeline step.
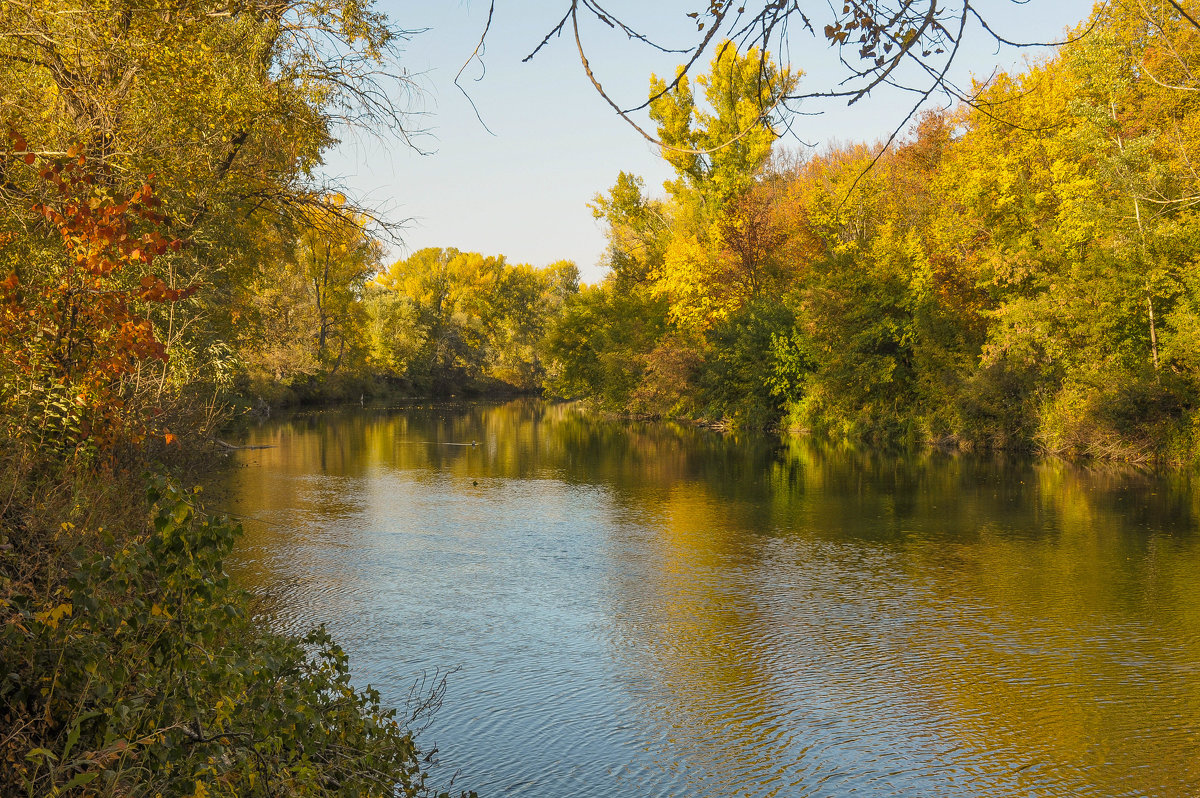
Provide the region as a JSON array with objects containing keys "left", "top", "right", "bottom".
[
  {"left": 0, "top": 134, "right": 193, "bottom": 461},
  {"left": 0, "top": 475, "right": 467, "bottom": 797}
]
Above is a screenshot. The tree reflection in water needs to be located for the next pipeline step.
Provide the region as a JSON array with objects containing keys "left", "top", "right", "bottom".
[{"left": 223, "top": 400, "right": 1200, "bottom": 798}]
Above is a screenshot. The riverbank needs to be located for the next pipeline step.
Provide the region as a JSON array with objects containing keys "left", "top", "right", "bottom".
[
  {"left": 0, "top": 430, "right": 474, "bottom": 796},
  {"left": 234, "top": 371, "right": 542, "bottom": 417},
  {"left": 559, "top": 396, "right": 1196, "bottom": 471}
]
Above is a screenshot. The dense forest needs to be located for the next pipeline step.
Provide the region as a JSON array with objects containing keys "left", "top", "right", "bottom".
[
  {"left": 554, "top": 1, "right": 1200, "bottom": 464},
  {"left": 1, "top": 0, "right": 1198, "bottom": 794}
]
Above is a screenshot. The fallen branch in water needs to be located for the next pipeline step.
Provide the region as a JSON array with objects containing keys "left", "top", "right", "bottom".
[{"left": 212, "top": 438, "right": 277, "bottom": 451}]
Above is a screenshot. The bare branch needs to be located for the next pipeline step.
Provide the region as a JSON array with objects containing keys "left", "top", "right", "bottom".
[
  {"left": 455, "top": 0, "right": 499, "bottom": 136},
  {"left": 510, "top": 1, "right": 1106, "bottom": 157}
]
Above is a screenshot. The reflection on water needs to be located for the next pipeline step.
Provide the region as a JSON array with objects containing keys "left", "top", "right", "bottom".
[{"left": 223, "top": 400, "right": 1200, "bottom": 797}]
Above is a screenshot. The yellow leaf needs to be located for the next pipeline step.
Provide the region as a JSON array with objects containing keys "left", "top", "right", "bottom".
[{"left": 34, "top": 603, "right": 72, "bottom": 629}]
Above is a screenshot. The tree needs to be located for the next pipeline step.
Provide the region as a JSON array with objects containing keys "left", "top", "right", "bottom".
[
  {"left": 491, "top": 260, "right": 579, "bottom": 389},
  {"left": 0, "top": 0, "right": 420, "bottom": 396},
  {"left": 640, "top": 43, "right": 796, "bottom": 331},
  {"left": 649, "top": 42, "right": 794, "bottom": 204},
  {"left": 239, "top": 197, "right": 381, "bottom": 390},
  {"left": 372, "top": 248, "right": 578, "bottom": 393},
  {"left": 714, "top": 182, "right": 790, "bottom": 302},
  {"left": 698, "top": 297, "right": 797, "bottom": 428},
  {"left": 542, "top": 282, "right": 669, "bottom": 407},
  {"left": 0, "top": 136, "right": 191, "bottom": 455},
  {"left": 590, "top": 172, "right": 670, "bottom": 287},
  {"left": 296, "top": 200, "right": 382, "bottom": 375}
]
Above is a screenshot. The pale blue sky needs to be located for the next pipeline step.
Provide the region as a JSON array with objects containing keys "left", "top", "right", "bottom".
[{"left": 326, "top": 1, "right": 1098, "bottom": 283}]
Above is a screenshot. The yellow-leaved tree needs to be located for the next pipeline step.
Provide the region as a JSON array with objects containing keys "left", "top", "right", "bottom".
[{"left": 647, "top": 42, "right": 798, "bottom": 331}]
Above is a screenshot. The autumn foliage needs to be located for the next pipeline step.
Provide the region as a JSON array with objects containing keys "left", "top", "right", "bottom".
[
  {"left": 549, "top": 4, "right": 1200, "bottom": 460},
  {"left": 0, "top": 132, "right": 193, "bottom": 454}
]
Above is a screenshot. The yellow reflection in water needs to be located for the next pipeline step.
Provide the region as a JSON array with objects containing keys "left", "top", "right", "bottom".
[{"left": 223, "top": 402, "right": 1200, "bottom": 796}]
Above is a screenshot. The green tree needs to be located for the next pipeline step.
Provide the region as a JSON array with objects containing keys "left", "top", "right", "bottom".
[
  {"left": 590, "top": 172, "right": 670, "bottom": 287},
  {"left": 650, "top": 41, "right": 794, "bottom": 204},
  {"left": 372, "top": 248, "right": 577, "bottom": 394},
  {"left": 542, "top": 283, "right": 669, "bottom": 408},
  {"left": 698, "top": 297, "right": 796, "bottom": 428},
  {"left": 491, "top": 260, "right": 580, "bottom": 390},
  {"left": 239, "top": 198, "right": 381, "bottom": 395}
]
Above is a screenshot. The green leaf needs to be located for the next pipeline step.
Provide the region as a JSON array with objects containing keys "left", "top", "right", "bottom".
[{"left": 59, "top": 771, "right": 99, "bottom": 791}]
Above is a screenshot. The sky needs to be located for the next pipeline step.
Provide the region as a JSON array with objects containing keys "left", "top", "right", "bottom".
[{"left": 324, "top": 1, "right": 1100, "bottom": 283}]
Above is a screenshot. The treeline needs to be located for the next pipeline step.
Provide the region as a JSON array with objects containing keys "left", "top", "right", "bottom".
[
  {"left": 239, "top": 245, "right": 580, "bottom": 403},
  {"left": 546, "top": 0, "right": 1200, "bottom": 463}
]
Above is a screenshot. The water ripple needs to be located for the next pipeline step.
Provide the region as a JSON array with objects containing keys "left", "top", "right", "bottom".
[{"left": 224, "top": 404, "right": 1200, "bottom": 798}]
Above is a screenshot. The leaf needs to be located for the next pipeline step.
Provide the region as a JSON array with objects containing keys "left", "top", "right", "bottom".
[
  {"left": 62, "top": 719, "right": 83, "bottom": 760},
  {"left": 60, "top": 771, "right": 99, "bottom": 790},
  {"left": 26, "top": 747, "right": 57, "bottom": 762},
  {"left": 34, "top": 602, "right": 73, "bottom": 629}
]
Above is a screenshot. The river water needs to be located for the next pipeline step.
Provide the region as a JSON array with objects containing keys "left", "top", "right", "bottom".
[{"left": 223, "top": 400, "right": 1200, "bottom": 797}]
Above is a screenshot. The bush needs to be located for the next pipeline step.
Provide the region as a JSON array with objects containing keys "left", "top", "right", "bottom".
[
  {"left": 0, "top": 475, "right": 468, "bottom": 798},
  {"left": 1035, "top": 376, "right": 1190, "bottom": 464}
]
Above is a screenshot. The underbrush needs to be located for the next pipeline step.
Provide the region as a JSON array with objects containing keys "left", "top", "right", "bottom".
[
  {"left": 0, "top": 459, "right": 470, "bottom": 797},
  {"left": 1034, "top": 378, "right": 1200, "bottom": 467},
  {"left": 776, "top": 373, "right": 1200, "bottom": 467}
]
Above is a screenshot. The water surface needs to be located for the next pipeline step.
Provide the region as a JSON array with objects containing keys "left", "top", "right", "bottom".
[{"left": 224, "top": 400, "right": 1200, "bottom": 797}]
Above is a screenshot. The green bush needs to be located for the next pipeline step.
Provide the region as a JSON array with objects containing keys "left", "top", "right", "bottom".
[{"left": 1, "top": 475, "right": 469, "bottom": 798}]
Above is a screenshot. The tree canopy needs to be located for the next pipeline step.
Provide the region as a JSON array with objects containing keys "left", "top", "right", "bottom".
[{"left": 544, "top": 0, "right": 1200, "bottom": 459}]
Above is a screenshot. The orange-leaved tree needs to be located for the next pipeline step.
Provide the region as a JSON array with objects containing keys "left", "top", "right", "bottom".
[{"left": 0, "top": 131, "right": 194, "bottom": 458}]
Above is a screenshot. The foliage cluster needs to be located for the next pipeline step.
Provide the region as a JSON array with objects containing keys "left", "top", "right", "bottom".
[
  {"left": 1, "top": 476, "right": 462, "bottom": 798},
  {"left": 545, "top": 5, "right": 1200, "bottom": 464},
  {"left": 1, "top": 136, "right": 193, "bottom": 461},
  {"left": 0, "top": 0, "right": 420, "bottom": 411},
  {"left": 229, "top": 241, "right": 582, "bottom": 405},
  {"left": 0, "top": 137, "right": 467, "bottom": 794},
  {"left": 365, "top": 248, "right": 580, "bottom": 397},
  {"left": 0, "top": 150, "right": 468, "bottom": 798}
]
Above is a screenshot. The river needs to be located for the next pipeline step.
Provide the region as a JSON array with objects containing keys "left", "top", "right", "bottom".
[{"left": 222, "top": 399, "right": 1200, "bottom": 797}]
